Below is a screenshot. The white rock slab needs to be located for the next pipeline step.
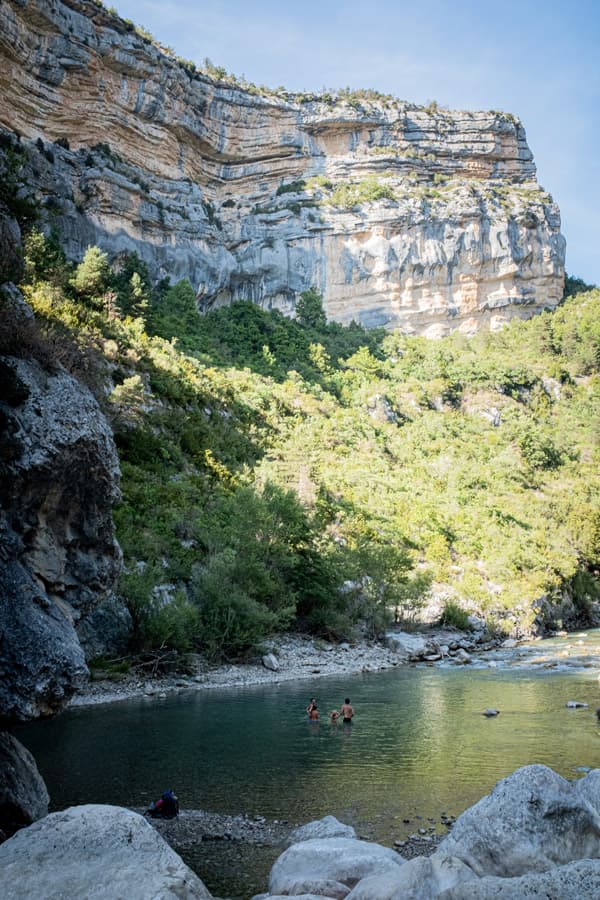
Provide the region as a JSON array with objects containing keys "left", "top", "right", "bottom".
[
  {"left": 269, "top": 837, "right": 405, "bottom": 896},
  {"left": 0, "top": 804, "right": 212, "bottom": 899}
]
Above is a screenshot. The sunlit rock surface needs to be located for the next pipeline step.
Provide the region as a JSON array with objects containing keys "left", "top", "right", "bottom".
[{"left": 0, "top": 0, "right": 564, "bottom": 336}]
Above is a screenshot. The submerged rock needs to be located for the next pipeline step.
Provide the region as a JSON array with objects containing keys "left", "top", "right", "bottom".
[{"left": 0, "top": 804, "right": 212, "bottom": 899}]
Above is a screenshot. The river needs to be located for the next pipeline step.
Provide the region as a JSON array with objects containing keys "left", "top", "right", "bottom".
[{"left": 14, "top": 630, "right": 600, "bottom": 898}]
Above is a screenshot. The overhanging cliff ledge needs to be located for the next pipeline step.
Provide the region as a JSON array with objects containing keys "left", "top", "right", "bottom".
[{"left": 0, "top": 0, "right": 565, "bottom": 336}]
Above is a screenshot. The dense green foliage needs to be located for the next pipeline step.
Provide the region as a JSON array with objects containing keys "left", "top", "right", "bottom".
[{"left": 16, "top": 231, "right": 600, "bottom": 658}]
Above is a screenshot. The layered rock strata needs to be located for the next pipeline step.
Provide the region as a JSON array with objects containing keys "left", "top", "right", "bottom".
[{"left": 0, "top": 0, "right": 565, "bottom": 336}]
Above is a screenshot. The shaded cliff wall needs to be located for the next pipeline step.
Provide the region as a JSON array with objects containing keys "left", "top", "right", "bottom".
[
  {"left": 0, "top": 294, "right": 122, "bottom": 723},
  {"left": 0, "top": 0, "right": 565, "bottom": 335}
]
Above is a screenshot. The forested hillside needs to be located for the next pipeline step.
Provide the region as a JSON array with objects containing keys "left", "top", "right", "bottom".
[{"left": 8, "top": 231, "right": 600, "bottom": 658}]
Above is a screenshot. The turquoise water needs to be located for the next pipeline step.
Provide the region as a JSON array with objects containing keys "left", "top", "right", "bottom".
[{"left": 14, "top": 632, "right": 600, "bottom": 897}]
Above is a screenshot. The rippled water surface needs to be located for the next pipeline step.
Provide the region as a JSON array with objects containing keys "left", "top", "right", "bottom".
[{"left": 15, "top": 630, "right": 600, "bottom": 897}]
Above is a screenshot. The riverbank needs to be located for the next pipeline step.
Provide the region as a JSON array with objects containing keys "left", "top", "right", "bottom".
[
  {"left": 141, "top": 805, "right": 447, "bottom": 899},
  {"left": 70, "top": 627, "right": 501, "bottom": 708}
]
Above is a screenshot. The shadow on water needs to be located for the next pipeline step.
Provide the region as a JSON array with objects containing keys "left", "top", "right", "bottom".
[{"left": 14, "top": 639, "right": 600, "bottom": 898}]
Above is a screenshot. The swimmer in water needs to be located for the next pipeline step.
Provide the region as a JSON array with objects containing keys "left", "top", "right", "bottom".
[{"left": 340, "top": 698, "right": 354, "bottom": 723}]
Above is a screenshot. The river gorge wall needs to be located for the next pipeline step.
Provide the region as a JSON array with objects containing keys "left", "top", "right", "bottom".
[{"left": 0, "top": 0, "right": 565, "bottom": 336}]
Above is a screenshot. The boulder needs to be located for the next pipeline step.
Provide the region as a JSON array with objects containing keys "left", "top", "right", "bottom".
[
  {"left": 76, "top": 594, "right": 132, "bottom": 660},
  {"left": 288, "top": 816, "right": 357, "bottom": 845},
  {"left": 0, "top": 733, "right": 49, "bottom": 839},
  {"left": 262, "top": 653, "right": 279, "bottom": 672},
  {"left": 346, "top": 853, "right": 477, "bottom": 899},
  {"left": 575, "top": 769, "right": 600, "bottom": 815},
  {"left": 269, "top": 837, "right": 405, "bottom": 896},
  {"left": 0, "top": 804, "right": 212, "bottom": 899},
  {"left": 439, "top": 858, "right": 600, "bottom": 899},
  {"left": 438, "top": 764, "right": 600, "bottom": 877},
  {"left": 385, "top": 632, "right": 429, "bottom": 660}
]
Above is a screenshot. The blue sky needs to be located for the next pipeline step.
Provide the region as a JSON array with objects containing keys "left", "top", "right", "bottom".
[{"left": 114, "top": 0, "right": 599, "bottom": 283}]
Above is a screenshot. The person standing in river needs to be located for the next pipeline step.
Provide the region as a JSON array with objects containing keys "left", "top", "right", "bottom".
[
  {"left": 340, "top": 698, "right": 354, "bottom": 723},
  {"left": 306, "top": 697, "right": 317, "bottom": 716}
]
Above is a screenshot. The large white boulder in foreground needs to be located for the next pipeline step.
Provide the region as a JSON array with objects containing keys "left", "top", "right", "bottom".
[
  {"left": 439, "top": 857, "right": 600, "bottom": 898},
  {"left": 346, "top": 852, "right": 477, "bottom": 899},
  {"left": 268, "top": 837, "right": 405, "bottom": 897},
  {"left": 438, "top": 764, "right": 600, "bottom": 877},
  {"left": 0, "top": 804, "right": 212, "bottom": 900}
]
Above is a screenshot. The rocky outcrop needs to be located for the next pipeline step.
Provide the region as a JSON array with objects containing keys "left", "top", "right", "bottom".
[
  {"left": 0, "top": 350, "right": 122, "bottom": 722},
  {"left": 258, "top": 766, "right": 600, "bottom": 898},
  {"left": 0, "top": 733, "right": 49, "bottom": 840},
  {"left": 0, "top": 0, "right": 564, "bottom": 336},
  {"left": 0, "top": 804, "right": 213, "bottom": 899},
  {"left": 438, "top": 764, "right": 600, "bottom": 876}
]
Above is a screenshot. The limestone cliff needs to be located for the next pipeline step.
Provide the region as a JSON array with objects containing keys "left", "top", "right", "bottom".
[{"left": 0, "top": 0, "right": 565, "bottom": 335}]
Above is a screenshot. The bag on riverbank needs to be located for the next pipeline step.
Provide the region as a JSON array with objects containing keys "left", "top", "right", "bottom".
[{"left": 147, "top": 789, "right": 179, "bottom": 819}]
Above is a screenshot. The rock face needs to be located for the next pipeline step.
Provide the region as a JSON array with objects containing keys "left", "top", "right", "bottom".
[
  {"left": 0, "top": 0, "right": 564, "bottom": 337},
  {"left": 0, "top": 352, "right": 122, "bottom": 722},
  {"left": 0, "top": 733, "right": 49, "bottom": 840},
  {"left": 438, "top": 764, "right": 600, "bottom": 876},
  {"left": 0, "top": 804, "right": 212, "bottom": 899}
]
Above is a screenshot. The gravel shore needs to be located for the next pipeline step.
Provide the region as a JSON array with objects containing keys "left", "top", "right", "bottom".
[{"left": 70, "top": 628, "right": 483, "bottom": 709}]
